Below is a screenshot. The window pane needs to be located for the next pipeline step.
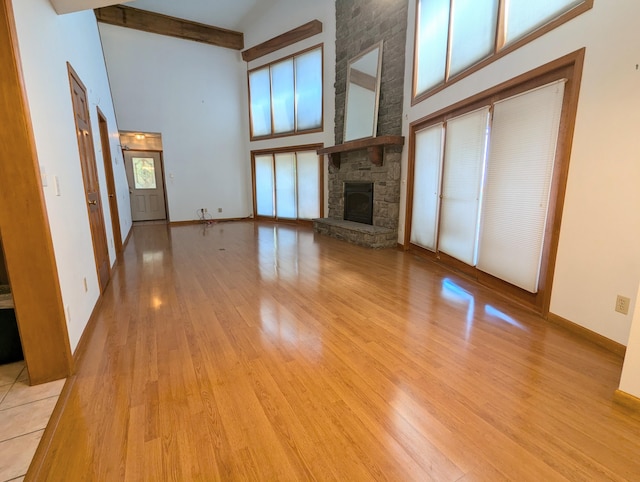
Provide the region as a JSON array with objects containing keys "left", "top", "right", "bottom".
[
  {"left": 296, "top": 151, "right": 320, "bottom": 219},
  {"left": 438, "top": 107, "right": 490, "bottom": 266},
  {"left": 477, "top": 81, "right": 565, "bottom": 293},
  {"left": 275, "top": 153, "right": 297, "bottom": 219},
  {"left": 295, "top": 49, "right": 323, "bottom": 131},
  {"left": 505, "top": 0, "right": 582, "bottom": 45},
  {"left": 255, "top": 155, "right": 274, "bottom": 217},
  {"left": 415, "top": 0, "right": 450, "bottom": 94},
  {"left": 271, "top": 59, "right": 295, "bottom": 134},
  {"left": 449, "top": 0, "right": 498, "bottom": 76},
  {"left": 133, "top": 157, "right": 156, "bottom": 189},
  {"left": 249, "top": 68, "right": 272, "bottom": 137},
  {"left": 410, "top": 124, "right": 443, "bottom": 250}
]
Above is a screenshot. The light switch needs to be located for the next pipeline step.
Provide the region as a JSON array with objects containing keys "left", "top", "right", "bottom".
[{"left": 54, "top": 176, "right": 61, "bottom": 196}]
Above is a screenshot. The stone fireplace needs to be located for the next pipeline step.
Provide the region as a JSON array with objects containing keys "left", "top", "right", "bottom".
[{"left": 313, "top": 0, "right": 408, "bottom": 248}]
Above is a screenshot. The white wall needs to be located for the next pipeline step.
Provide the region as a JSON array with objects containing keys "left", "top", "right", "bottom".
[
  {"left": 11, "top": 0, "right": 129, "bottom": 351},
  {"left": 400, "top": 1, "right": 640, "bottom": 345},
  {"left": 240, "top": 0, "right": 336, "bottom": 216},
  {"left": 98, "top": 24, "right": 252, "bottom": 222}
]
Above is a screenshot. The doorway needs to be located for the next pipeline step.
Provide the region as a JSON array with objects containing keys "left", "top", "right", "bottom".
[
  {"left": 123, "top": 150, "right": 167, "bottom": 222},
  {"left": 68, "top": 64, "right": 111, "bottom": 293},
  {"left": 97, "top": 109, "right": 123, "bottom": 256}
]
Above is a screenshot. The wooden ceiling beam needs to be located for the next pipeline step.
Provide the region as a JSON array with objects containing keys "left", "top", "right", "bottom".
[
  {"left": 94, "top": 5, "right": 244, "bottom": 50},
  {"left": 242, "top": 20, "right": 322, "bottom": 62}
]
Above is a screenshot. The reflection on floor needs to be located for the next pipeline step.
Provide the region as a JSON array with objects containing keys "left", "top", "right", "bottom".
[{"left": 0, "top": 362, "right": 64, "bottom": 482}]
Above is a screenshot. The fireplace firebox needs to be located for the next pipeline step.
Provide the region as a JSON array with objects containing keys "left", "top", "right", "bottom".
[{"left": 344, "top": 182, "right": 373, "bottom": 225}]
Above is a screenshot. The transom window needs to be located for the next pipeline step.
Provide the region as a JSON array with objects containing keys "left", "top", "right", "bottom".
[
  {"left": 248, "top": 46, "right": 323, "bottom": 139},
  {"left": 413, "top": 0, "right": 592, "bottom": 101}
]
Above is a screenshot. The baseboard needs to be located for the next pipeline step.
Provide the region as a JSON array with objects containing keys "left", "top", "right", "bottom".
[
  {"left": 72, "top": 294, "right": 104, "bottom": 365},
  {"left": 546, "top": 312, "right": 626, "bottom": 357},
  {"left": 122, "top": 226, "right": 133, "bottom": 251},
  {"left": 169, "top": 217, "right": 253, "bottom": 227},
  {"left": 613, "top": 390, "right": 640, "bottom": 412},
  {"left": 26, "top": 372, "right": 77, "bottom": 480}
]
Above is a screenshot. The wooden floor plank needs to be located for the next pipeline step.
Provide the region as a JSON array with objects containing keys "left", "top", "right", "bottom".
[{"left": 28, "top": 222, "right": 640, "bottom": 481}]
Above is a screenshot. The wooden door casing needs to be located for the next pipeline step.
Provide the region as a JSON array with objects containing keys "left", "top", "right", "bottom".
[{"left": 68, "top": 64, "right": 110, "bottom": 292}]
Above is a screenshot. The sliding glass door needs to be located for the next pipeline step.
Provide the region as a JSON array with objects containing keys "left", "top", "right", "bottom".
[
  {"left": 252, "top": 147, "right": 322, "bottom": 222},
  {"left": 409, "top": 80, "right": 566, "bottom": 295}
]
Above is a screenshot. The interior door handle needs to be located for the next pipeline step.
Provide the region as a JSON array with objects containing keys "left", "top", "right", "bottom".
[{"left": 88, "top": 200, "right": 97, "bottom": 205}]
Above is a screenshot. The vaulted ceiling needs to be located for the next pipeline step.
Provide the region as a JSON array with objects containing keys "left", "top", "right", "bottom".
[{"left": 48, "top": 0, "right": 272, "bottom": 30}]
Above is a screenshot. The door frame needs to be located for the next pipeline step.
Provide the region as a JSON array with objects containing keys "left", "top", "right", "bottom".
[
  {"left": 0, "top": 0, "right": 72, "bottom": 383},
  {"left": 97, "top": 108, "right": 123, "bottom": 257},
  {"left": 68, "top": 63, "right": 111, "bottom": 293},
  {"left": 123, "top": 148, "right": 169, "bottom": 222}
]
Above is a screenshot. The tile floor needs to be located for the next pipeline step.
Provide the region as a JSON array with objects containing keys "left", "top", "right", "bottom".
[{"left": 0, "top": 361, "right": 64, "bottom": 482}]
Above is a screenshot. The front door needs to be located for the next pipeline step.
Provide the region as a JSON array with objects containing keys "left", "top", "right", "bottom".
[
  {"left": 68, "top": 65, "right": 110, "bottom": 292},
  {"left": 124, "top": 150, "right": 167, "bottom": 221}
]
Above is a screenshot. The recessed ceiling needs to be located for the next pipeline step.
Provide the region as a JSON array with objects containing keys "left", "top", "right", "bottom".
[{"left": 123, "top": 0, "right": 265, "bottom": 30}]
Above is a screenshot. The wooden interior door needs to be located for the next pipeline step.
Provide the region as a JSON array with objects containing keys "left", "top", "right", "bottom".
[
  {"left": 124, "top": 150, "right": 167, "bottom": 221},
  {"left": 68, "top": 65, "right": 110, "bottom": 292},
  {"left": 98, "top": 109, "right": 123, "bottom": 256}
]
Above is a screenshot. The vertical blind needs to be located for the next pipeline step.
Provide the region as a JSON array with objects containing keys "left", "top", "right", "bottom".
[{"left": 410, "top": 80, "right": 566, "bottom": 293}]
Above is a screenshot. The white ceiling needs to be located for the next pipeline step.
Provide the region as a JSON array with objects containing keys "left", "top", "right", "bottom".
[
  {"left": 49, "top": 0, "right": 271, "bottom": 30},
  {"left": 123, "top": 0, "right": 265, "bottom": 30}
]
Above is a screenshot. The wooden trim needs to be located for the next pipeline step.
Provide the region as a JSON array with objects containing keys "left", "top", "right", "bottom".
[
  {"left": 97, "top": 108, "right": 123, "bottom": 258},
  {"left": 547, "top": 313, "right": 626, "bottom": 357},
  {"left": 94, "top": 5, "right": 244, "bottom": 50},
  {"left": 242, "top": 20, "right": 322, "bottom": 62},
  {"left": 26, "top": 373, "right": 77, "bottom": 480},
  {"left": 613, "top": 390, "right": 640, "bottom": 412},
  {"left": 169, "top": 217, "right": 252, "bottom": 227},
  {"left": 122, "top": 225, "right": 133, "bottom": 250},
  {"left": 405, "top": 49, "right": 585, "bottom": 314},
  {"left": 317, "top": 135, "right": 405, "bottom": 169},
  {"left": 349, "top": 68, "right": 377, "bottom": 91},
  {"left": 412, "top": 0, "right": 593, "bottom": 105},
  {"left": 0, "top": 0, "right": 73, "bottom": 384}
]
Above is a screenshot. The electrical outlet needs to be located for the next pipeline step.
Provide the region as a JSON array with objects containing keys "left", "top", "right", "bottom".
[
  {"left": 615, "top": 295, "right": 630, "bottom": 315},
  {"left": 218, "top": 207, "right": 222, "bottom": 213}
]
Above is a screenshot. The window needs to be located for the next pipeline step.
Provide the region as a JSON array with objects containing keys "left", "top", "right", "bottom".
[
  {"left": 406, "top": 48, "right": 585, "bottom": 313},
  {"left": 248, "top": 46, "right": 323, "bottom": 139},
  {"left": 252, "top": 146, "right": 323, "bottom": 222},
  {"left": 414, "top": 0, "right": 590, "bottom": 99}
]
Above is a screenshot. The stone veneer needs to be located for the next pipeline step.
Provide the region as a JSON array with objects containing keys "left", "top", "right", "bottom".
[{"left": 314, "top": 0, "right": 408, "bottom": 248}]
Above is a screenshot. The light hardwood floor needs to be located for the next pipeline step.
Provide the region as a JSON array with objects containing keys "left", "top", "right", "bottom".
[{"left": 28, "top": 222, "right": 640, "bottom": 481}]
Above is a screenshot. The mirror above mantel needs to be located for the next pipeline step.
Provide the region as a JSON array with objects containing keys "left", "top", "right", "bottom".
[
  {"left": 344, "top": 41, "right": 383, "bottom": 142},
  {"left": 317, "top": 40, "right": 404, "bottom": 168}
]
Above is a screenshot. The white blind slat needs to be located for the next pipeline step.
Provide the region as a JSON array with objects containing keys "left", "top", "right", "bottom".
[
  {"left": 439, "top": 107, "right": 490, "bottom": 265},
  {"left": 410, "top": 124, "right": 444, "bottom": 250},
  {"left": 477, "top": 80, "right": 566, "bottom": 293}
]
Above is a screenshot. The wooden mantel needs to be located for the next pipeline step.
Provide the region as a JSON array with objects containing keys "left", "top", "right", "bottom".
[{"left": 317, "top": 135, "right": 404, "bottom": 169}]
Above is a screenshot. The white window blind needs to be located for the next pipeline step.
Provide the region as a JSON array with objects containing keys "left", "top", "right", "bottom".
[
  {"left": 296, "top": 151, "right": 320, "bottom": 220},
  {"left": 249, "top": 68, "right": 271, "bottom": 137},
  {"left": 271, "top": 59, "right": 295, "bottom": 134},
  {"left": 438, "top": 107, "right": 490, "bottom": 265},
  {"left": 255, "top": 154, "right": 274, "bottom": 217},
  {"left": 415, "top": 0, "right": 449, "bottom": 94},
  {"left": 410, "top": 124, "right": 443, "bottom": 250},
  {"left": 275, "top": 153, "right": 297, "bottom": 219},
  {"left": 505, "top": 0, "right": 582, "bottom": 45},
  {"left": 477, "top": 80, "right": 566, "bottom": 293},
  {"left": 295, "top": 49, "right": 323, "bottom": 131},
  {"left": 449, "top": 0, "right": 498, "bottom": 76}
]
